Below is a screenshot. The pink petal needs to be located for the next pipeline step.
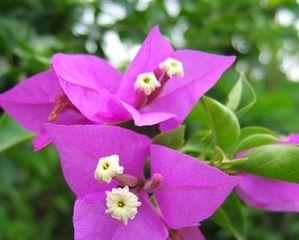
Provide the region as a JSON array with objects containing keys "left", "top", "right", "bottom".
[
  {"left": 0, "top": 70, "right": 60, "bottom": 133},
  {"left": 115, "top": 98, "right": 175, "bottom": 126},
  {"left": 46, "top": 124, "right": 151, "bottom": 197},
  {"left": 33, "top": 109, "right": 91, "bottom": 151},
  {"left": 285, "top": 134, "right": 299, "bottom": 145},
  {"left": 0, "top": 70, "right": 62, "bottom": 150},
  {"left": 74, "top": 191, "right": 168, "bottom": 240},
  {"left": 236, "top": 173, "right": 299, "bottom": 212},
  {"left": 51, "top": 54, "right": 128, "bottom": 123},
  {"left": 150, "top": 144, "right": 238, "bottom": 229},
  {"left": 33, "top": 130, "right": 52, "bottom": 151},
  {"left": 52, "top": 53, "right": 121, "bottom": 93},
  {"left": 143, "top": 50, "right": 235, "bottom": 131},
  {"left": 117, "top": 26, "right": 174, "bottom": 106},
  {"left": 0, "top": 70, "right": 91, "bottom": 150},
  {"left": 176, "top": 227, "right": 205, "bottom": 240}
]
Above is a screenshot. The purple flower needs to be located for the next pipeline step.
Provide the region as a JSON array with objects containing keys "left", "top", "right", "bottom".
[
  {"left": 0, "top": 26, "right": 235, "bottom": 150},
  {"left": 46, "top": 124, "right": 237, "bottom": 239},
  {"left": 52, "top": 26, "right": 235, "bottom": 131},
  {"left": 236, "top": 134, "right": 299, "bottom": 211}
]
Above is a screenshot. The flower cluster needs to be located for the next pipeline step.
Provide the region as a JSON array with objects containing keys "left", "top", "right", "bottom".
[
  {"left": 1, "top": 25, "right": 298, "bottom": 240},
  {"left": 46, "top": 124, "right": 237, "bottom": 239},
  {"left": 0, "top": 26, "right": 234, "bottom": 151}
]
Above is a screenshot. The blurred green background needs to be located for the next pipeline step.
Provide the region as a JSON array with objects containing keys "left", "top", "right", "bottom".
[{"left": 0, "top": 0, "right": 299, "bottom": 239}]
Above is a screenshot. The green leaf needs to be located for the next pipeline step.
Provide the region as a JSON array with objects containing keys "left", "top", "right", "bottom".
[
  {"left": 236, "top": 75, "right": 257, "bottom": 117},
  {"left": 219, "top": 158, "right": 248, "bottom": 171},
  {"left": 226, "top": 73, "right": 244, "bottom": 111},
  {"left": 233, "top": 145, "right": 299, "bottom": 183},
  {"left": 0, "top": 114, "right": 34, "bottom": 152},
  {"left": 152, "top": 125, "right": 185, "bottom": 150},
  {"left": 225, "top": 72, "right": 256, "bottom": 117},
  {"left": 234, "top": 133, "right": 281, "bottom": 153},
  {"left": 211, "top": 146, "right": 227, "bottom": 166},
  {"left": 180, "top": 130, "right": 211, "bottom": 154},
  {"left": 238, "top": 126, "right": 279, "bottom": 140},
  {"left": 210, "top": 147, "right": 247, "bottom": 170},
  {"left": 203, "top": 96, "right": 240, "bottom": 151},
  {"left": 212, "top": 192, "right": 247, "bottom": 240}
]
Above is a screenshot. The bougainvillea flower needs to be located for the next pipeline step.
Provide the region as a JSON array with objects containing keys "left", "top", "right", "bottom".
[
  {"left": 236, "top": 134, "right": 299, "bottom": 212},
  {"left": 46, "top": 124, "right": 237, "bottom": 239},
  {"left": 51, "top": 26, "right": 235, "bottom": 131},
  {"left": 150, "top": 144, "right": 237, "bottom": 229},
  {"left": 0, "top": 26, "right": 235, "bottom": 150},
  {"left": 0, "top": 70, "right": 93, "bottom": 150},
  {"left": 0, "top": 54, "right": 120, "bottom": 150}
]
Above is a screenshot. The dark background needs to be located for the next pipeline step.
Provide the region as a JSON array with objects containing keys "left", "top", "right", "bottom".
[{"left": 0, "top": 0, "right": 299, "bottom": 239}]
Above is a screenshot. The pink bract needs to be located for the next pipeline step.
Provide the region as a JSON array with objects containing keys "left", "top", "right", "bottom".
[
  {"left": 52, "top": 26, "right": 235, "bottom": 131},
  {"left": 0, "top": 70, "right": 90, "bottom": 150},
  {"left": 46, "top": 124, "right": 237, "bottom": 239},
  {"left": 0, "top": 26, "right": 235, "bottom": 150},
  {"left": 150, "top": 144, "right": 238, "bottom": 229}
]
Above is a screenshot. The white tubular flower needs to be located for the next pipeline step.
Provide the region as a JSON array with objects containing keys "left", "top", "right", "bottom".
[
  {"left": 134, "top": 72, "right": 161, "bottom": 96},
  {"left": 94, "top": 154, "right": 124, "bottom": 183},
  {"left": 159, "top": 57, "right": 184, "bottom": 78},
  {"left": 105, "top": 186, "right": 141, "bottom": 225}
]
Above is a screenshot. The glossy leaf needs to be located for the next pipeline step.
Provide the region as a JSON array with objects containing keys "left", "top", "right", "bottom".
[
  {"left": 233, "top": 145, "right": 299, "bottom": 183},
  {"left": 152, "top": 125, "right": 185, "bottom": 150},
  {"left": 238, "top": 126, "right": 279, "bottom": 140},
  {"left": 226, "top": 72, "right": 244, "bottom": 111},
  {"left": 180, "top": 130, "right": 211, "bottom": 154},
  {"left": 203, "top": 96, "right": 240, "bottom": 151},
  {"left": 234, "top": 133, "right": 281, "bottom": 154},
  {"left": 235, "top": 76, "right": 256, "bottom": 117}
]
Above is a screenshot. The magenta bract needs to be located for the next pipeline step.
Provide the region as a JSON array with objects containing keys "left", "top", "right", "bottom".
[
  {"left": 0, "top": 26, "right": 235, "bottom": 150},
  {"left": 46, "top": 124, "right": 237, "bottom": 239},
  {"left": 0, "top": 70, "right": 90, "bottom": 150}
]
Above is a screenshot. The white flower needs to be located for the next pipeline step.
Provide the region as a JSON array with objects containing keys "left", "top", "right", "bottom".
[
  {"left": 105, "top": 186, "right": 141, "bottom": 225},
  {"left": 159, "top": 57, "right": 184, "bottom": 78},
  {"left": 94, "top": 154, "right": 124, "bottom": 183},
  {"left": 134, "top": 72, "right": 161, "bottom": 95}
]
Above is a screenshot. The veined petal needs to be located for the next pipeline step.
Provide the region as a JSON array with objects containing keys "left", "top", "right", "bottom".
[
  {"left": 285, "top": 134, "right": 299, "bottom": 145},
  {"left": 73, "top": 191, "right": 168, "bottom": 240},
  {"left": 52, "top": 53, "right": 121, "bottom": 93},
  {"left": 150, "top": 144, "right": 238, "bottom": 229},
  {"left": 236, "top": 174, "right": 299, "bottom": 212},
  {"left": 33, "top": 130, "right": 51, "bottom": 151},
  {"left": 0, "top": 70, "right": 67, "bottom": 150},
  {"left": 51, "top": 54, "right": 128, "bottom": 123},
  {"left": 143, "top": 50, "right": 235, "bottom": 131},
  {"left": 176, "top": 227, "right": 205, "bottom": 240},
  {"left": 115, "top": 98, "right": 175, "bottom": 127},
  {"left": 46, "top": 124, "right": 151, "bottom": 197},
  {"left": 0, "top": 70, "right": 60, "bottom": 133},
  {"left": 117, "top": 26, "right": 174, "bottom": 106}
]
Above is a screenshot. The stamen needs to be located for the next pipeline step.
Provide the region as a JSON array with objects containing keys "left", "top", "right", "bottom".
[
  {"left": 105, "top": 186, "right": 141, "bottom": 225},
  {"left": 168, "top": 229, "right": 182, "bottom": 240},
  {"left": 134, "top": 72, "right": 161, "bottom": 96},
  {"left": 48, "top": 94, "right": 77, "bottom": 121},
  {"left": 144, "top": 173, "right": 164, "bottom": 193},
  {"left": 114, "top": 173, "right": 143, "bottom": 188},
  {"left": 94, "top": 154, "right": 124, "bottom": 183},
  {"left": 159, "top": 57, "right": 184, "bottom": 78}
]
